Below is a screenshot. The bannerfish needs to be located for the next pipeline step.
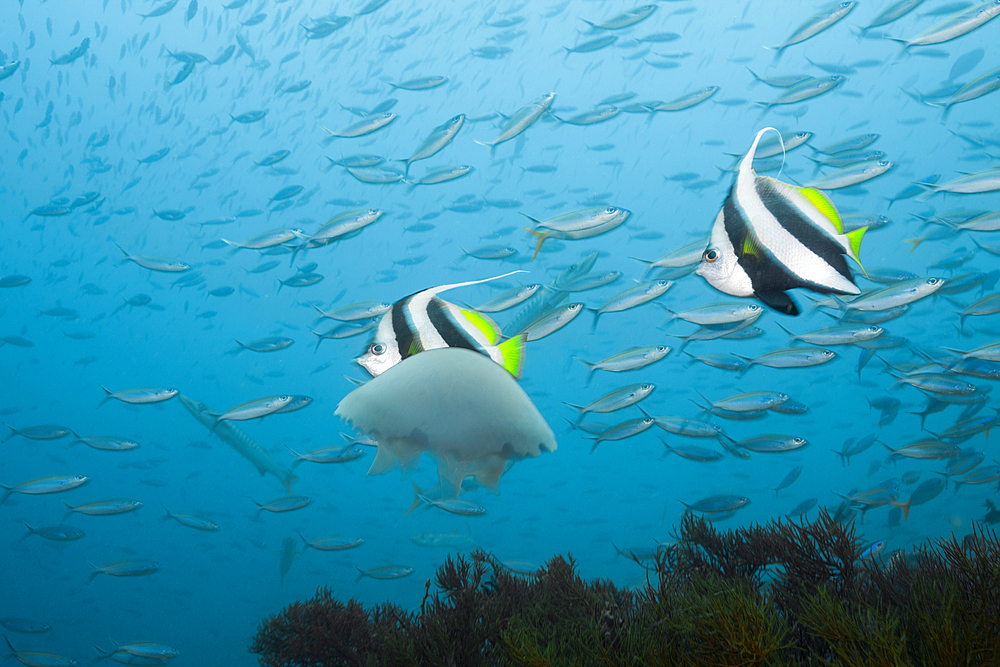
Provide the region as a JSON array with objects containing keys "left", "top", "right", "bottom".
[
  {"left": 357, "top": 272, "right": 527, "bottom": 378},
  {"left": 696, "top": 127, "right": 867, "bottom": 316}
]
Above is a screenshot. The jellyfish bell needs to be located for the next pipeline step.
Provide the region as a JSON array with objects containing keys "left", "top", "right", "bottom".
[{"left": 335, "top": 347, "right": 556, "bottom": 494}]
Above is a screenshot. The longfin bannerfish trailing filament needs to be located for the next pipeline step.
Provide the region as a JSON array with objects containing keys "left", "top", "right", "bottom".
[{"left": 697, "top": 127, "right": 867, "bottom": 315}]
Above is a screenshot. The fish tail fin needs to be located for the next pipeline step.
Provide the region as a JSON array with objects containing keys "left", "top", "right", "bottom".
[
  {"left": 310, "top": 330, "right": 323, "bottom": 353},
  {"left": 496, "top": 334, "right": 526, "bottom": 378},
  {"left": 903, "top": 234, "right": 927, "bottom": 253},
  {"left": 630, "top": 257, "right": 655, "bottom": 279},
  {"left": 98, "top": 384, "right": 112, "bottom": 407},
  {"left": 804, "top": 154, "right": 825, "bottom": 175},
  {"left": 92, "top": 644, "right": 113, "bottom": 659},
  {"left": 525, "top": 227, "right": 548, "bottom": 260},
  {"left": 660, "top": 438, "right": 673, "bottom": 458},
  {"left": 763, "top": 45, "right": 783, "bottom": 64},
  {"left": 775, "top": 322, "right": 795, "bottom": 340},
  {"left": 20, "top": 522, "right": 35, "bottom": 540},
  {"left": 828, "top": 294, "right": 848, "bottom": 312},
  {"left": 845, "top": 226, "right": 868, "bottom": 276},
  {"left": 473, "top": 139, "right": 496, "bottom": 159},
  {"left": 562, "top": 401, "right": 586, "bottom": 422},
  {"left": 889, "top": 500, "right": 911, "bottom": 522},
  {"left": 573, "top": 356, "right": 596, "bottom": 385},
  {"left": 282, "top": 471, "right": 298, "bottom": 495},
  {"left": 316, "top": 122, "right": 335, "bottom": 137},
  {"left": 588, "top": 306, "right": 601, "bottom": 332},
  {"left": 160, "top": 503, "right": 178, "bottom": 524},
  {"left": 561, "top": 416, "right": 581, "bottom": 433},
  {"left": 354, "top": 566, "right": 366, "bottom": 582},
  {"left": 406, "top": 481, "right": 425, "bottom": 515}
]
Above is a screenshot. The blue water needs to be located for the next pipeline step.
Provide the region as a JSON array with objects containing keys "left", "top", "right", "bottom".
[{"left": 3, "top": 0, "right": 1000, "bottom": 664}]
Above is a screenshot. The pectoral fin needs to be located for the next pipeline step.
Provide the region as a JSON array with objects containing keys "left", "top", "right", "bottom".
[{"left": 755, "top": 291, "right": 799, "bottom": 316}]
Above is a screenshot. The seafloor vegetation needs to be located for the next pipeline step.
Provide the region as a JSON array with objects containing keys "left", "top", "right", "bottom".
[{"left": 251, "top": 510, "right": 1000, "bottom": 666}]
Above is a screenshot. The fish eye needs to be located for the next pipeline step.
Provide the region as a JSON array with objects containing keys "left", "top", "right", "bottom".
[
  {"left": 605, "top": 206, "right": 616, "bottom": 214},
  {"left": 704, "top": 249, "right": 719, "bottom": 262},
  {"left": 279, "top": 395, "right": 290, "bottom": 401},
  {"left": 749, "top": 304, "right": 761, "bottom": 311},
  {"left": 370, "top": 343, "right": 386, "bottom": 355},
  {"left": 657, "top": 346, "right": 668, "bottom": 352}
]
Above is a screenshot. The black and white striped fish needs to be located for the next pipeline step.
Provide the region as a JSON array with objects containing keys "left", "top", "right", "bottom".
[
  {"left": 357, "top": 272, "right": 526, "bottom": 378},
  {"left": 697, "top": 127, "right": 867, "bottom": 316}
]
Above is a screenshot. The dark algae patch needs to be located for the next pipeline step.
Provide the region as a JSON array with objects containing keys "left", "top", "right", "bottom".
[{"left": 251, "top": 510, "right": 1000, "bottom": 666}]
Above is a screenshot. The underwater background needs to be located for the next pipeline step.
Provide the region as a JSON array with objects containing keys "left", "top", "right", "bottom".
[{"left": 2, "top": 0, "right": 999, "bottom": 664}]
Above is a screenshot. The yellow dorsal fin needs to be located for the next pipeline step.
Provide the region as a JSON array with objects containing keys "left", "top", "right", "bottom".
[
  {"left": 496, "top": 334, "right": 526, "bottom": 379},
  {"left": 798, "top": 187, "right": 843, "bottom": 233},
  {"left": 741, "top": 234, "right": 761, "bottom": 258},
  {"left": 459, "top": 308, "right": 501, "bottom": 344},
  {"left": 408, "top": 339, "right": 423, "bottom": 356}
]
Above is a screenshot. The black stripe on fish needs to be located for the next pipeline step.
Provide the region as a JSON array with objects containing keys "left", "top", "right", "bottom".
[
  {"left": 392, "top": 295, "right": 418, "bottom": 360},
  {"left": 723, "top": 188, "right": 789, "bottom": 288},
  {"left": 426, "top": 298, "right": 481, "bottom": 353},
  {"left": 725, "top": 184, "right": 854, "bottom": 297},
  {"left": 723, "top": 188, "right": 817, "bottom": 310},
  {"left": 755, "top": 179, "right": 854, "bottom": 291}
]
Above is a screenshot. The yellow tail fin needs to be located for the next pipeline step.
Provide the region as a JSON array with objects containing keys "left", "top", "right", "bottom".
[
  {"left": 497, "top": 334, "right": 526, "bottom": 378},
  {"left": 845, "top": 226, "right": 868, "bottom": 277}
]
